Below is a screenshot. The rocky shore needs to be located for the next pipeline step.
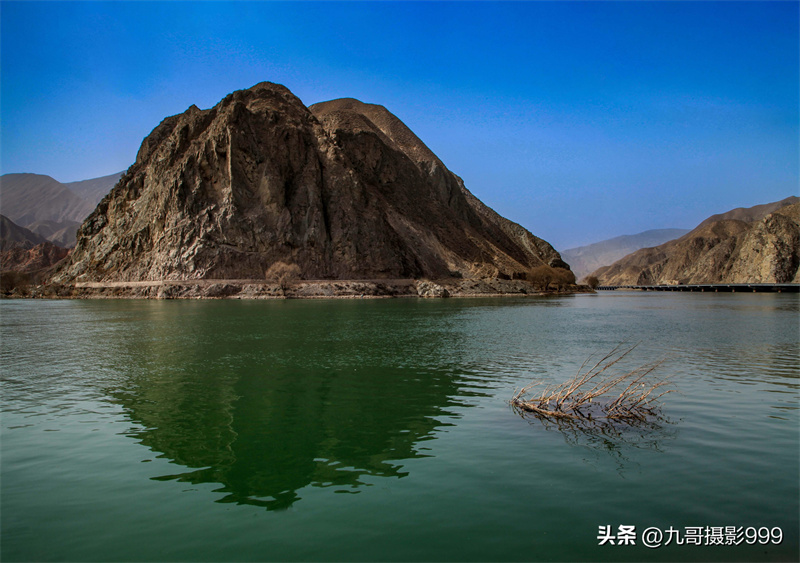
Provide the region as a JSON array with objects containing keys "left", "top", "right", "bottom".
[{"left": 4, "top": 278, "right": 589, "bottom": 299}]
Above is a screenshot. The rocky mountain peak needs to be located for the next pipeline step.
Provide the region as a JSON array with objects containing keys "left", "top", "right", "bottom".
[
  {"left": 53, "top": 81, "right": 565, "bottom": 284},
  {"left": 310, "top": 98, "right": 442, "bottom": 171}
]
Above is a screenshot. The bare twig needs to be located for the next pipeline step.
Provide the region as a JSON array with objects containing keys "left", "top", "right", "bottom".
[{"left": 511, "top": 344, "right": 674, "bottom": 423}]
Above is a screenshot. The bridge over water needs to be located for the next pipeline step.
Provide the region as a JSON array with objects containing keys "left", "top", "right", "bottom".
[{"left": 597, "top": 283, "right": 799, "bottom": 293}]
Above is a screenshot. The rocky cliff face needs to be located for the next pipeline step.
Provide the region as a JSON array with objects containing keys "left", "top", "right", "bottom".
[
  {"left": 53, "top": 82, "right": 565, "bottom": 284},
  {"left": 1, "top": 242, "right": 70, "bottom": 273},
  {"left": 591, "top": 201, "right": 800, "bottom": 285}
]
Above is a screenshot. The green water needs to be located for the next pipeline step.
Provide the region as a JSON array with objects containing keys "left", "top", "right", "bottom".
[{"left": 1, "top": 294, "right": 798, "bottom": 561}]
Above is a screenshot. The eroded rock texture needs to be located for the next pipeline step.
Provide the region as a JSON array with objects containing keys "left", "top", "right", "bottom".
[
  {"left": 54, "top": 83, "right": 564, "bottom": 283},
  {"left": 592, "top": 202, "right": 800, "bottom": 285},
  {"left": 1, "top": 242, "right": 70, "bottom": 273}
]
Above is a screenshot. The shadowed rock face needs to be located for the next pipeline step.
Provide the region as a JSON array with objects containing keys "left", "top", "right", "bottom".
[
  {"left": 1, "top": 215, "right": 49, "bottom": 251},
  {"left": 53, "top": 82, "right": 565, "bottom": 284},
  {"left": 1, "top": 242, "right": 69, "bottom": 273},
  {"left": 592, "top": 201, "right": 800, "bottom": 285}
]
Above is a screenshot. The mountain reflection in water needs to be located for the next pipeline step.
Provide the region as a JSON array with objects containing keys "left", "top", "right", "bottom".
[{"left": 106, "top": 300, "right": 479, "bottom": 510}]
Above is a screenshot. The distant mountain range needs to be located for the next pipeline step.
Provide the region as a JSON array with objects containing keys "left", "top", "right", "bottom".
[
  {"left": 1, "top": 84, "right": 796, "bottom": 291},
  {"left": 591, "top": 196, "right": 800, "bottom": 285},
  {"left": 561, "top": 229, "right": 690, "bottom": 281},
  {"left": 0, "top": 214, "right": 49, "bottom": 251},
  {"left": 0, "top": 171, "right": 122, "bottom": 248}
]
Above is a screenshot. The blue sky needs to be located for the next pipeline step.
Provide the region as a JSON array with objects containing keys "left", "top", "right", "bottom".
[{"left": 1, "top": 1, "right": 797, "bottom": 250}]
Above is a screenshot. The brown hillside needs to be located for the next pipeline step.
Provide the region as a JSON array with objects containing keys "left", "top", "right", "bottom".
[
  {"left": 695, "top": 196, "right": 798, "bottom": 229},
  {"left": 53, "top": 82, "right": 566, "bottom": 284},
  {"left": 1, "top": 242, "right": 70, "bottom": 273},
  {"left": 591, "top": 200, "right": 800, "bottom": 285}
]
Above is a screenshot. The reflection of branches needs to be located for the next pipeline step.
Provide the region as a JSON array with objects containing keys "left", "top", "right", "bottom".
[
  {"left": 514, "top": 405, "right": 678, "bottom": 475},
  {"left": 510, "top": 344, "right": 675, "bottom": 422},
  {"left": 514, "top": 404, "right": 674, "bottom": 450},
  {"left": 510, "top": 344, "right": 678, "bottom": 463}
]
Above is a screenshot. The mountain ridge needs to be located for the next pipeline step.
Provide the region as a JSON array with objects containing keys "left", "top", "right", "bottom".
[
  {"left": 591, "top": 198, "right": 800, "bottom": 285},
  {"left": 562, "top": 228, "right": 690, "bottom": 280},
  {"left": 52, "top": 82, "right": 567, "bottom": 287},
  {"left": 0, "top": 173, "right": 95, "bottom": 227},
  {"left": 0, "top": 214, "right": 49, "bottom": 251},
  {"left": 695, "top": 196, "right": 798, "bottom": 229},
  {"left": 0, "top": 171, "right": 123, "bottom": 247}
]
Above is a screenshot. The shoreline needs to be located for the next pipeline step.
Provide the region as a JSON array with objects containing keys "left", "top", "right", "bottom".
[{"left": 2, "top": 278, "right": 592, "bottom": 300}]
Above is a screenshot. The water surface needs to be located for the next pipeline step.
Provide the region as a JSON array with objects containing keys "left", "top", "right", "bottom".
[{"left": 1, "top": 293, "right": 798, "bottom": 561}]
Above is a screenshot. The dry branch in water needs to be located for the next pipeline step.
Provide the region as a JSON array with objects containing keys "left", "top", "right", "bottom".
[{"left": 511, "top": 344, "right": 674, "bottom": 422}]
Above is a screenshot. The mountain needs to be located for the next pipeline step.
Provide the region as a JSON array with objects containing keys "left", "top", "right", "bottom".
[
  {"left": 1, "top": 215, "right": 69, "bottom": 279},
  {"left": 695, "top": 196, "right": 798, "bottom": 229},
  {"left": 63, "top": 172, "right": 124, "bottom": 207},
  {"left": 24, "top": 219, "right": 84, "bottom": 248},
  {"left": 52, "top": 82, "right": 567, "bottom": 285},
  {"left": 0, "top": 173, "right": 95, "bottom": 226},
  {"left": 0, "top": 214, "right": 49, "bottom": 251},
  {"left": 561, "top": 228, "right": 690, "bottom": 281},
  {"left": 591, "top": 199, "right": 800, "bottom": 285},
  {"left": 1, "top": 242, "right": 70, "bottom": 274},
  {"left": 0, "top": 171, "right": 122, "bottom": 247}
]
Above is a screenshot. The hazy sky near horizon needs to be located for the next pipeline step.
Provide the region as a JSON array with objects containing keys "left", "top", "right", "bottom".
[{"left": 1, "top": 1, "right": 797, "bottom": 250}]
